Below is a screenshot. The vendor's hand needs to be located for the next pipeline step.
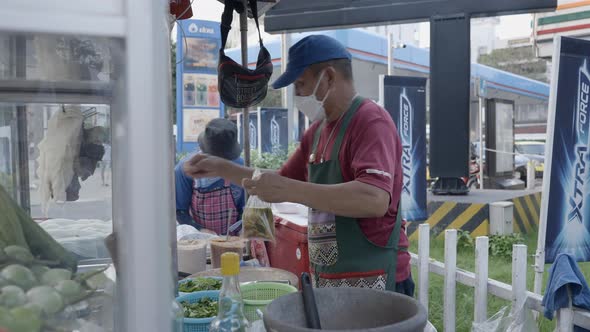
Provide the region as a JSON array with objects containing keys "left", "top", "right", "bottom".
[
  {"left": 242, "top": 172, "right": 292, "bottom": 203},
  {"left": 183, "top": 153, "right": 228, "bottom": 179}
]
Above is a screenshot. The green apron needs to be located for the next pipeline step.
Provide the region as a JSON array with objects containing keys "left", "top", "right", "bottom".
[{"left": 307, "top": 96, "right": 403, "bottom": 291}]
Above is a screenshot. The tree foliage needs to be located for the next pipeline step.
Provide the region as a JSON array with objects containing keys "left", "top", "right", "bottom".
[{"left": 478, "top": 46, "right": 548, "bottom": 83}]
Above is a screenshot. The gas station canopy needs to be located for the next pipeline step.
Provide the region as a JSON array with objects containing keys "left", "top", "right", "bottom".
[{"left": 264, "top": 0, "right": 557, "bottom": 33}]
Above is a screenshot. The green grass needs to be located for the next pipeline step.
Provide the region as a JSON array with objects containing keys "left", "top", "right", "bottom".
[{"left": 409, "top": 230, "right": 590, "bottom": 332}]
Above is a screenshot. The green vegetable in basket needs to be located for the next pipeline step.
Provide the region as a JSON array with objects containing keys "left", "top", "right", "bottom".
[
  {"left": 41, "top": 268, "right": 72, "bottom": 287},
  {"left": 3, "top": 246, "right": 34, "bottom": 265},
  {"left": 30, "top": 265, "right": 50, "bottom": 280},
  {"left": 1, "top": 265, "right": 37, "bottom": 291},
  {"left": 0, "top": 286, "right": 26, "bottom": 308},
  {"left": 0, "top": 306, "right": 14, "bottom": 331},
  {"left": 54, "top": 280, "right": 84, "bottom": 304},
  {"left": 181, "top": 297, "right": 218, "bottom": 319},
  {"left": 179, "top": 278, "right": 222, "bottom": 293},
  {"left": 21, "top": 303, "right": 42, "bottom": 317},
  {"left": 26, "top": 286, "right": 64, "bottom": 316},
  {"left": 9, "top": 306, "right": 42, "bottom": 332},
  {"left": 0, "top": 249, "right": 6, "bottom": 264}
]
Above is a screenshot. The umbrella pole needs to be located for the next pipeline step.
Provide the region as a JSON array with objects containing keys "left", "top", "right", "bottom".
[{"left": 240, "top": 0, "right": 250, "bottom": 167}]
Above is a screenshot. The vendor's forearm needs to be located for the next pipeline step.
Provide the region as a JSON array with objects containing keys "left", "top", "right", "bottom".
[
  {"left": 220, "top": 164, "right": 278, "bottom": 187},
  {"left": 219, "top": 163, "right": 254, "bottom": 186},
  {"left": 287, "top": 180, "right": 389, "bottom": 218}
]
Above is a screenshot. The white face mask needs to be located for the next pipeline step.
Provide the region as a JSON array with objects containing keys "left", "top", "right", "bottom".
[{"left": 294, "top": 70, "right": 331, "bottom": 122}]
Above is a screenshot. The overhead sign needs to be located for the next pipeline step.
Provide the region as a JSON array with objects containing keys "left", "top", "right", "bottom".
[
  {"left": 176, "top": 20, "right": 223, "bottom": 154},
  {"left": 542, "top": 36, "right": 590, "bottom": 263},
  {"left": 533, "top": 2, "right": 590, "bottom": 58},
  {"left": 382, "top": 76, "right": 428, "bottom": 222}
]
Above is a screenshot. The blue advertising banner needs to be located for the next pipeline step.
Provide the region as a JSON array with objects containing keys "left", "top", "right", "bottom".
[
  {"left": 382, "top": 76, "right": 428, "bottom": 222},
  {"left": 237, "top": 112, "right": 259, "bottom": 151},
  {"left": 260, "top": 108, "right": 289, "bottom": 153},
  {"left": 543, "top": 37, "right": 590, "bottom": 263},
  {"left": 176, "top": 20, "right": 223, "bottom": 154}
]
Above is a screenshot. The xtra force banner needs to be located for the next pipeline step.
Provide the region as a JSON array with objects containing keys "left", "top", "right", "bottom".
[
  {"left": 544, "top": 37, "right": 590, "bottom": 263},
  {"left": 382, "top": 76, "right": 428, "bottom": 222}
]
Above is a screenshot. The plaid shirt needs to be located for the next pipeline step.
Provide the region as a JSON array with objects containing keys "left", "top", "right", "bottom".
[{"left": 175, "top": 154, "right": 245, "bottom": 234}]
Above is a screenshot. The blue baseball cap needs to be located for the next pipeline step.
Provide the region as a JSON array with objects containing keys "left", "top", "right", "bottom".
[{"left": 272, "top": 35, "right": 352, "bottom": 89}]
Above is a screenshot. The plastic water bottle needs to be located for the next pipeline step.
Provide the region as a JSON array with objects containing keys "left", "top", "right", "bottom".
[{"left": 209, "top": 252, "right": 250, "bottom": 332}]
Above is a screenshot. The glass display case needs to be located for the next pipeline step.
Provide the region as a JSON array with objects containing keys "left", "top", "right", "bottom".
[{"left": 0, "top": 1, "right": 175, "bottom": 331}]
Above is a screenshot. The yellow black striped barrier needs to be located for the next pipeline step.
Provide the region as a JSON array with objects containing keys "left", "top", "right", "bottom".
[
  {"left": 406, "top": 192, "right": 542, "bottom": 239},
  {"left": 511, "top": 191, "right": 542, "bottom": 234}
]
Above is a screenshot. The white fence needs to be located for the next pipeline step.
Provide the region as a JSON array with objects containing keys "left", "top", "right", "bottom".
[{"left": 410, "top": 224, "right": 590, "bottom": 332}]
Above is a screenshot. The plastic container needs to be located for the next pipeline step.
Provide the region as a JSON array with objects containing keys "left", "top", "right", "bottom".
[
  {"left": 176, "top": 290, "right": 220, "bottom": 332},
  {"left": 264, "top": 287, "right": 427, "bottom": 332},
  {"left": 240, "top": 282, "right": 298, "bottom": 322},
  {"left": 210, "top": 237, "right": 244, "bottom": 269},
  {"left": 177, "top": 239, "right": 207, "bottom": 275}
]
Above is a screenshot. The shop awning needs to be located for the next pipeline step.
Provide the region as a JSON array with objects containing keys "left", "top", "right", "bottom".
[{"left": 264, "top": 0, "right": 557, "bottom": 33}]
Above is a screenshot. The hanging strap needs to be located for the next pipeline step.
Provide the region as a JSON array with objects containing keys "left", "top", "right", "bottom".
[
  {"left": 220, "top": 0, "right": 263, "bottom": 50},
  {"left": 249, "top": 0, "right": 263, "bottom": 47}
]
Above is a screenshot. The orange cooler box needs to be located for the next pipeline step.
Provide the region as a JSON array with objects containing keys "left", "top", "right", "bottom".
[{"left": 267, "top": 211, "right": 310, "bottom": 280}]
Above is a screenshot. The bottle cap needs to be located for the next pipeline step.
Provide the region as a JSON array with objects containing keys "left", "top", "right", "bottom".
[{"left": 220, "top": 252, "right": 240, "bottom": 276}]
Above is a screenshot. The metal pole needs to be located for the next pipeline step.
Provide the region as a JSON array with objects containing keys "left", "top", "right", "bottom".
[
  {"left": 240, "top": 0, "right": 250, "bottom": 166},
  {"left": 387, "top": 32, "right": 393, "bottom": 76},
  {"left": 282, "top": 34, "right": 288, "bottom": 107},
  {"left": 282, "top": 33, "right": 295, "bottom": 143},
  {"left": 14, "top": 36, "right": 30, "bottom": 212},
  {"left": 119, "top": 0, "right": 174, "bottom": 329},
  {"left": 527, "top": 160, "right": 536, "bottom": 190},
  {"left": 478, "top": 84, "right": 485, "bottom": 190}
]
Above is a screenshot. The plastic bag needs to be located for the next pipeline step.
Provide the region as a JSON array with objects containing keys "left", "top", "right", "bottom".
[
  {"left": 242, "top": 169, "right": 276, "bottom": 241},
  {"left": 176, "top": 224, "right": 218, "bottom": 241},
  {"left": 472, "top": 300, "right": 539, "bottom": 332},
  {"left": 40, "top": 218, "right": 112, "bottom": 259},
  {"left": 36, "top": 106, "right": 84, "bottom": 216},
  {"left": 424, "top": 321, "right": 438, "bottom": 332},
  {"left": 248, "top": 320, "right": 266, "bottom": 332}
]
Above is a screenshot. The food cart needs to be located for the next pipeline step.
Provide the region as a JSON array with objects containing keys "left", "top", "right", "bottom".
[
  {"left": 0, "top": 1, "right": 176, "bottom": 331},
  {"left": 0, "top": 1, "right": 433, "bottom": 331}
]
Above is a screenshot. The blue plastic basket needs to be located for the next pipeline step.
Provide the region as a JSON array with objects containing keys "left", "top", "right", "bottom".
[
  {"left": 177, "top": 290, "right": 220, "bottom": 332},
  {"left": 178, "top": 277, "right": 223, "bottom": 297}
]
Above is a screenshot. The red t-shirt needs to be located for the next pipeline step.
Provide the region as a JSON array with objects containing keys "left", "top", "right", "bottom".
[{"left": 279, "top": 99, "right": 411, "bottom": 282}]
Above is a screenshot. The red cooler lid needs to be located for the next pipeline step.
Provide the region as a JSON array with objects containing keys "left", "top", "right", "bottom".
[{"left": 273, "top": 208, "right": 308, "bottom": 234}]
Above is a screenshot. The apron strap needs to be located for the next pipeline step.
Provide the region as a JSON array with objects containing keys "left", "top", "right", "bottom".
[
  {"left": 330, "top": 96, "right": 364, "bottom": 161},
  {"left": 385, "top": 199, "right": 403, "bottom": 291},
  {"left": 310, "top": 96, "right": 363, "bottom": 162},
  {"left": 310, "top": 122, "right": 325, "bottom": 160}
]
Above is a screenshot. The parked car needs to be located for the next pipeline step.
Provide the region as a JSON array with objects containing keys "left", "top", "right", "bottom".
[
  {"left": 472, "top": 141, "right": 544, "bottom": 181},
  {"left": 514, "top": 140, "right": 545, "bottom": 181}
]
